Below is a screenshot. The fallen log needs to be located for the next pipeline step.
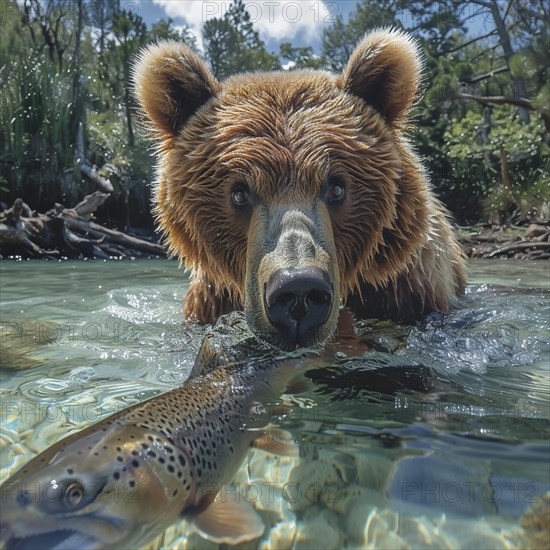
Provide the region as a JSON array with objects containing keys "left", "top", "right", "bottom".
[
  {"left": 63, "top": 216, "right": 165, "bottom": 256},
  {"left": 0, "top": 195, "right": 166, "bottom": 260},
  {"left": 73, "top": 191, "right": 110, "bottom": 219},
  {"left": 482, "top": 241, "right": 550, "bottom": 259}
]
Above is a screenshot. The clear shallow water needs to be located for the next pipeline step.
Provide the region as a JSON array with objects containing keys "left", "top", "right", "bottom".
[{"left": 0, "top": 259, "right": 549, "bottom": 549}]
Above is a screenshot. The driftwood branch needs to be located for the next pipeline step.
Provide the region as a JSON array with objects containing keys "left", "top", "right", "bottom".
[
  {"left": 76, "top": 123, "right": 114, "bottom": 193},
  {"left": 0, "top": 194, "right": 166, "bottom": 259},
  {"left": 72, "top": 191, "right": 109, "bottom": 219},
  {"left": 79, "top": 161, "right": 114, "bottom": 193},
  {"left": 483, "top": 241, "right": 550, "bottom": 259}
]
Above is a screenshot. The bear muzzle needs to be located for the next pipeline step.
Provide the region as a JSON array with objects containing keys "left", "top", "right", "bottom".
[
  {"left": 264, "top": 266, "right": 333, "bottom": 347},
  {"left": 248, "top": 205, "right": 339, "bottom": 349}
]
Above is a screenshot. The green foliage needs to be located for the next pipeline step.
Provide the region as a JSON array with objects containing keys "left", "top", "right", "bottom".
[
  {"left": 1, "top": 0, "right": 547, "bottom": 228},
  {"left": 0, "top": 55, "right": 85, "bottom": 208},
  {"left": 149, "top": 19, "right": 198, "bottom": 50},
  {"left": 322, "top": 0, "right": 398, "bottom": 72},
  {"left": 444, "top": 109, "right": 549, "bottom": 222},
  {"left": 202, "top": 0, "right": 280, "bottom": 78},
  {"left": 279, "top": 43, "right": 326, "bottom": 70}
]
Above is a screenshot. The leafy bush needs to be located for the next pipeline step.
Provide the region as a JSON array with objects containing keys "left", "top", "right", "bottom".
[{"left": 444, "top": 108, "right": 549, "bottom": 223}]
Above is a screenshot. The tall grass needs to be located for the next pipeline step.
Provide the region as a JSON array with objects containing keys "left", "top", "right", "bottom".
[{"left": 0, "top": 55, "right": 86, "bottom": 210}]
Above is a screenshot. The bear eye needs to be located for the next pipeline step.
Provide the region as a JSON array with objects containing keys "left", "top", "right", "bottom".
[
  {"left": 327, "top": 176, "right": 346, "bottom": 204},
  {"left": 231, "top": 184, "right": 251, "bottom": 208}
]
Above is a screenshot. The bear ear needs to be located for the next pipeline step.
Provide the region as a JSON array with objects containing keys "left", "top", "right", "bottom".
[
  {"left": 132, "top": 41, "right": 221, "bottom": 138},
  {"left": 338, "top": 29, "right": 423, "bottom": 127}
]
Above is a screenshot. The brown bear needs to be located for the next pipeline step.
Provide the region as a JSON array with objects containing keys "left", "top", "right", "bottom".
[{"left": 133, "top": 29, "right": 466, "bottom": 350}]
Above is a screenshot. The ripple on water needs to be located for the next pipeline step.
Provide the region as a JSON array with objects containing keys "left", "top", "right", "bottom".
[
  {"left": 1, "top": 261, "right": 548, "bottom": 549},
  {"left": 403, "top": 285, "right": 549, "bottom": 375}
]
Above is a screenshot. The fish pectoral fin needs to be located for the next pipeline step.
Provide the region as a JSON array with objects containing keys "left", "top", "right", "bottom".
[
  {"left": 252, "top": 428, "right": 299, "bottom": 457},
  {"left": 192, "top": 495, "right": 265, "bottom": 544}
]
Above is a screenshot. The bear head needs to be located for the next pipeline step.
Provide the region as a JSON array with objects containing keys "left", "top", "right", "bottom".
[{"left": 133, "top": 29, "right": 429, "bottom": 350}]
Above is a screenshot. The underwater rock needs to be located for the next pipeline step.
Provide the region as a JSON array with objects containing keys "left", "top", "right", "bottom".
[{"left": 520, "top": 493, "right": 550, "bottom": 549}]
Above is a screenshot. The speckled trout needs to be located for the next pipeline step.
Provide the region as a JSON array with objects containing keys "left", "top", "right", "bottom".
[{"left": 0, "top": 340, "right": 328, "bottom": 550}]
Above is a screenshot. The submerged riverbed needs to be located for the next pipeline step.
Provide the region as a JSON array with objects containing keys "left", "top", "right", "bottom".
[{"left": 0, "top": 259, "right": 549, "bottom": 548}]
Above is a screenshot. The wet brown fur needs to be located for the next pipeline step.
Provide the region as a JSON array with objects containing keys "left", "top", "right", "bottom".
[{"left": 133, "top": 29, "right": 466, "bottom": 339}]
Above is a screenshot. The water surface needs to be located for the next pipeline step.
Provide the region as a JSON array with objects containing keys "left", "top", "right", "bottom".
[{"left": 1, "top": 259, "right": 548, "bottom": 548}]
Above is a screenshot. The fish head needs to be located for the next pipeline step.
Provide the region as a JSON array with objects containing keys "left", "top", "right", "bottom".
[{"left": 1, "top": 424, "right": 192, "bottom": 550}]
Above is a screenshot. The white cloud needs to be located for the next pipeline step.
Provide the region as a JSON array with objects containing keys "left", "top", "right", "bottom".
[{"left": 153, "top": 0, "right": 334, "bottom": 48}]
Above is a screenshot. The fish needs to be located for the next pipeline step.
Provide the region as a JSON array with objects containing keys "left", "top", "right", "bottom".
[{"left": 0, "top": 337, "right": 329, "bottom": 550}]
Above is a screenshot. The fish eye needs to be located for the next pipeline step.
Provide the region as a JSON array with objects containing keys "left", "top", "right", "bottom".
[{"left": 64, "top": 482, "right": 85, "bottom": 507}]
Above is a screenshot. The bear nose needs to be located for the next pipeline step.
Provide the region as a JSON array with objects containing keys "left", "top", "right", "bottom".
[{"left": 265, "top": 267, "right": 333, "bottom": 345}]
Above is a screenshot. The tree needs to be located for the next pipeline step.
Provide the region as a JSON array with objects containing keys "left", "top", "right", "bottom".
[
  {"left": 149, "top": 18, "right": 198, "bottom": 51},
  {"left": 279, "top": 43, "right": 326, "bottom": 70},
  {"left": 107, "top": 8, "right": 147, "bottom": 147},
  {"left": 322, "top": 0, "right": 398, "bottom": 72},
  {"left": 87, "top": 0, "right": 118, "bottom": 59},
  {"left": 202, "top": 0, "right": 280, "bottom": 79}
]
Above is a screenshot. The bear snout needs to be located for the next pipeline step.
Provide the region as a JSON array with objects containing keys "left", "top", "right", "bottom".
[
  {"left": 250, "top": 205, "right": 340, "bottom": 349},
  {"left": 264, "top": 267, "right": 333, "bottom": 347}
]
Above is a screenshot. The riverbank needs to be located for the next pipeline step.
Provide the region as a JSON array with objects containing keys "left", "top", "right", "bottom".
[
  {"left": 1, "top": 195, "right": 548, "bottom": 261},
  {"left": 458, "top": 224, "right": 550, "bottom": 260},
  {"left": 0, "top": 194, "right": 167, "bottom": 260}
]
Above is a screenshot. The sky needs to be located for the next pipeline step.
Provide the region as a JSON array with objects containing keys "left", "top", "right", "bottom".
[
  {"left": 131, "top": 1, "right": 487, "bottom": 55},
  {"left": 133, "top": 0, "right": 360, "bottom": 53}
]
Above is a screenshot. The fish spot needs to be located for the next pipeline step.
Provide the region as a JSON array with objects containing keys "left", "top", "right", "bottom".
[
  {"left": 16, "top": 490, "right": 31, "bottom": 507},
  {"left": 116, "top": 456, "right": 123, "bottom": 462},
  {"left": 141, "top": 443, "right": 149, "bottom": 449},
  {"left": 172, "top": 488, "right": 178, "bottom": 497},
  {"left": 159, "top": 457, "right": 165, "bottom": 464},
  {"left": 113, "top": 472, "right": 120, "bottom": 480},
  {"left": 129, "top": 480, "right": 136, "bottom": 488},
  {"left": 116, "top": 446, "right": 122, "bottom": 452},
  {"left": 148, "top": 451, "right": 157, "bottom": 458},
  {"left": 167, "top": 465, "right": 175, "bottom": 473},
  {"left": 67, "top": 468, "right": 74, "bottom": 474},
  {"left": 132, "top": 460, "right": 140, "bottom": 468}
]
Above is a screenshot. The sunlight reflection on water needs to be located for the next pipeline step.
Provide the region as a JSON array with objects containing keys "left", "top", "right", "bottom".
[{"left": 0, "top": 259, "right": 548, "bottom": 549}]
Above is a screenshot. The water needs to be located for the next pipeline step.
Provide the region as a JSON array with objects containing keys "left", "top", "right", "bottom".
[{"left": 1, "top": 259, "right": 549, "bottom": 549}]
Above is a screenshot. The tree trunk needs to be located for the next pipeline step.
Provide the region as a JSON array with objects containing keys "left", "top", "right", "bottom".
[
  {"left": 481, "top": 106, "right": 493, "bottom": 166},
  {"left": 499, "top": 144, "right": 511, "bottom": 189},
  {"left": 124, "top": 85, "right": 135, "bottom": 147},
  {"left": 488, "top": 0, "right": 530, "bottom": 123}
]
